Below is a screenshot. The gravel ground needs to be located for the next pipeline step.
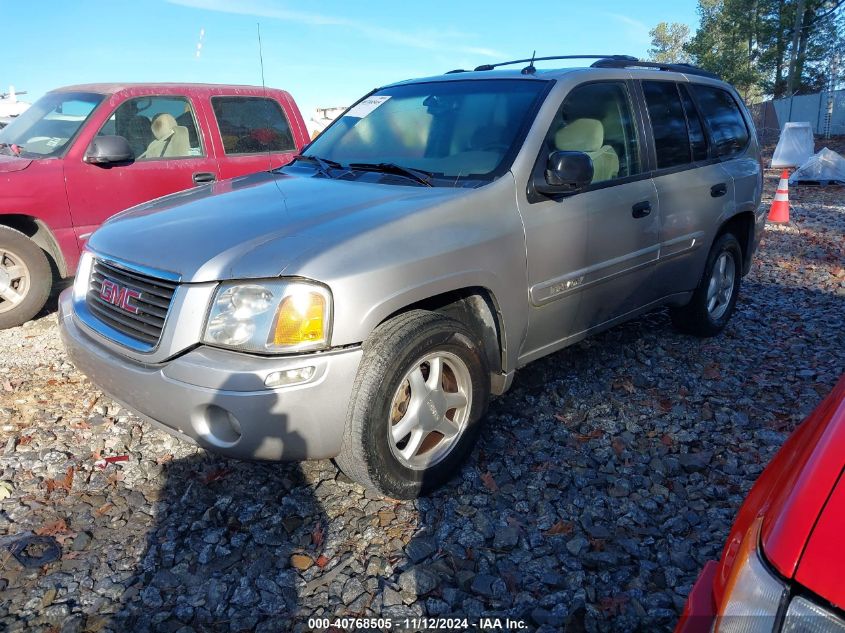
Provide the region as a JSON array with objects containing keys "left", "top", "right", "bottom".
[{"left": 1, "top": 172, "right": 844, "bottom": 632}]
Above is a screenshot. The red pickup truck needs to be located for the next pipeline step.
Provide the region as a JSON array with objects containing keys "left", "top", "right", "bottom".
[{"left": 0, "top": 83, "right": 309, "bottom": 328}]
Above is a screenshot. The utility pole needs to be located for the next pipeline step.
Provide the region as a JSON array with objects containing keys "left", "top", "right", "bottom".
[{"left": 786, "top": 0, "right": 806, "bottom": 95}]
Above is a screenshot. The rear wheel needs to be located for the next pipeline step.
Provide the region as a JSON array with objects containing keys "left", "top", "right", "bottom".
[
  {"left": 336, "top": 310, "right": 490, "bottom": 499},
  {"left": 0, "top": 226, "right": 52, "bottom": 329},
  {"left": 670, "top": 232, "right": 742, "bottom": 337}
]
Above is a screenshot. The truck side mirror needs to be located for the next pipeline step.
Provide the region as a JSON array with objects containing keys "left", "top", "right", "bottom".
[
  {"left": 534, "top": 150, "right": 594, "bottom": 195},
  {"left": 84, "top": 135, "right": 134, "bottom": 165}
]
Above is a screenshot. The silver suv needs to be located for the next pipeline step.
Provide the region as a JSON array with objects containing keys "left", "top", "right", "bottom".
[{"left": 59, "top": 56, "right": 764, "bottom": 498}]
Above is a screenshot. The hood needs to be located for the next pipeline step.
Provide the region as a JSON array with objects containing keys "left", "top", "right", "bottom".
[
  {"left": 88, "top": 171, "right": 470, "bottom": 283},
  {"left": 0, "top": 155, "right": 32, "bottom": 173},
  {"left": 793, "top": 471, "right": 845, "bottom": 610},
  {"left": 760, "top": 375, "right": 845, "bottom": 604}
]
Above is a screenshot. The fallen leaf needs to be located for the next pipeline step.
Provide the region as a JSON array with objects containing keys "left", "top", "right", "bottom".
[
  {"left": 36, "top": 519, "right": 69, "bottom": 536},
  {"left": 702, "top": 363, "right": 721, "bottom": 380},
  {"left": 311, "top": 522, "right": 324, "bottom": 548},
  {"left": 201, "top": 468, "right": 231, "bottom": 485},
  {"left": 544, "top": 520, "right": 574, "bottom": 536},
  {"left": 45, "top": 466, "right": 75, "bottom": 497},
  {"left": 480, "top": 471, "right": 498, "bottom": 493},
  {"left": 315, "top": 554, "right": 330, "bottom": 569},
  {"left": 574, "top": 429, "right": 604, "bottom": 443},
  {"left": 0, "top": 481, "right": 13, "bottom": 500},
  {"left": 94, "top": 503, "right": 114, "bottom": 517},
  {"left": 611, "top": 437, "right": 625, "bottom": 455}
]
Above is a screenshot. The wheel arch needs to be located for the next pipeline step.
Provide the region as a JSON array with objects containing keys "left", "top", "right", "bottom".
[
  {"left": 0, "top": 214, "right": 67, "bottom": 277},
  {"left": 716, "top": 210, "right": 756, "bottom": 276},
  {"left": 376, "top": 286, "right": 510, "bottom": 394}
]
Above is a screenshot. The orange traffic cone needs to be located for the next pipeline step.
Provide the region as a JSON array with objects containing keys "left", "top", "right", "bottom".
[{"left": 768, "top": 169, "right": 790, "bottom": 223}]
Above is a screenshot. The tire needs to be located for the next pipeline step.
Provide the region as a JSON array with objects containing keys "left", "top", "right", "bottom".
[
  {"left": 670, "top": 232, "right": 743, "bottom": 337},
  {"left": 336, "top": 310, "right": 490, "bottom": 499},
  {"left": 0, "top": 226, "right": 53, "bottom": 330}
]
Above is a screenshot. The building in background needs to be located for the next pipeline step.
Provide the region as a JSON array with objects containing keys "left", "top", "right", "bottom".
[
  {"left": 306, "top": 106, "right": 346, "bottom": 140},
  {"left": 0, "top": 86, "right": 31, "bottom": 128}
]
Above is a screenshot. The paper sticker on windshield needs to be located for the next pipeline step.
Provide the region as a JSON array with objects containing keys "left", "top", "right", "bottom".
[{"left": 345, "top": 96, "right": 391, "bottom": 118}]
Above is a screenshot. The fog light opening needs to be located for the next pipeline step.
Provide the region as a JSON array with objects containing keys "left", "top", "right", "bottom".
[
  {"left": 200, "top": 405, "right": 242, "bottom": 446},
  {"left": 264, "top": 366, "right": 316, "bottom": 388}
]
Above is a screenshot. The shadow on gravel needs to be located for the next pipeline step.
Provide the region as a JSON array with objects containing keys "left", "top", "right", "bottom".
[{"left": 111, "top": 382, "right": 326, "bottom": 632}]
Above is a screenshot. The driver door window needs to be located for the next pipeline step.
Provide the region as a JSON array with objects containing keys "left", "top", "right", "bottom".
[
  {"left": 542, "top": 82, "right": 641, "bottom": 184},
  {"left": 97, "top": 96, "right": 203, "bottom": 160}
]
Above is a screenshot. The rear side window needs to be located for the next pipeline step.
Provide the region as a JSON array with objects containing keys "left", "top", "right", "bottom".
[
  {"left": 690, "top": 85, "right": 749, "bottom": 157},
  {"left": 642, "top": 81, "right": 690, "bottom": 169},
  {"left": 679, "top": 85, "right": 708, "bottom": 161},
  {"left": 211, "top": 96, "right": 296, "bottom": 155}
]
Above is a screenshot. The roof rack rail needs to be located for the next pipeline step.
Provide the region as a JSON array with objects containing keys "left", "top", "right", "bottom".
[
  {"left": 470, "top": 54, "right": 636, "bottom": 73},
  {"left": 590, "top": 57, "right": 720, "bottom": 79}
]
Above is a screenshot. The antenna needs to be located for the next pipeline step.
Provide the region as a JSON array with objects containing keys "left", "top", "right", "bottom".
[
  {"left": 257, "top": 22, "right": 273, "bottom": 172},
  {"left": 521, "top": 50, "right": 537, "bottom": 75}
]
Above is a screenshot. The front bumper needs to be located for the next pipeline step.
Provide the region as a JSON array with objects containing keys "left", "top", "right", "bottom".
[
  {"left": 675, "top": 560, "right": 717, "bottom": 633},
  {"left": 58, "top": 289, "right": 361, "bottom": 461}
]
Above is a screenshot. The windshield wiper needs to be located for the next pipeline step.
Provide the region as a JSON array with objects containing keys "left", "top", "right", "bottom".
[
  {"left": 348, "top": 162, "right": 434, "bottom": 187},
  {"left": 287, "top": 154, "right": 343, "bottom": 178}
]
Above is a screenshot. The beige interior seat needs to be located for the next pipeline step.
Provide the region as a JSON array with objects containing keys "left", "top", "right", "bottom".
[
  {"left": 138, "top": 113, "right": 190, "bottom": 159},
  {"left": 554, "top": 118, "right": 619, "bottom": 183}
]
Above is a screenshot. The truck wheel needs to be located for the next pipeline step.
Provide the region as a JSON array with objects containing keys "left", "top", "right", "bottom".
[
  {"left": 670, "top": 232, "right": 742, "bottom": 337},
  {"left": 0, "top": 226, "right": 53, "bottom": 329},
  {"left": 336, "top": 310, "right": 490, "bottom": 499}
]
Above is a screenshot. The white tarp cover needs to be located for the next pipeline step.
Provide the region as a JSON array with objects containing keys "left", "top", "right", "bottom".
[
  {"left": 789, "top": 148, "right": 845, "bottom": 185},
  {"left": 771, "top": 122, "right": 815, "bottom": 168}
]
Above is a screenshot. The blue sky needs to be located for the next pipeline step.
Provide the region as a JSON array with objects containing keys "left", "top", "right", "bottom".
[{"left": 6, "top": 0, "right": 700, "bottom": 123}]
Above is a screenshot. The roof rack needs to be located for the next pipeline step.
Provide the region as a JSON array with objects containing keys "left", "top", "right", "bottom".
[
  {"left": 590, "top": 58, "right": 720, "bottom": 79},
  {"left": 446, "top": 55, "right": 636, "bottom": 75},
  {"left": 446, "top": 55, "right": 720, "bottom": 80}
]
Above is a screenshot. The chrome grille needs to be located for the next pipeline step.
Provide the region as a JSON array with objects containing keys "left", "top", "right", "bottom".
[{"left": 86, "top": 258, "right": 178, "bottom": 346}]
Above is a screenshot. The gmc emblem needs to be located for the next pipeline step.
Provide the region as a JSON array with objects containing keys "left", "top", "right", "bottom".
[{"left": 99, "top": 278, "right": 142, "bottom": 314}]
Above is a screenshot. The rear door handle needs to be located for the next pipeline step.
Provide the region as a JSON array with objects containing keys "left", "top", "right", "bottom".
[
  {"left": 192, "top": 172, "right": 216, "bottom": 185},
  {"left": 710, "top": 183, "right": 728, "bottom": 197},
  {"left": 632, "top": 200, "right": 651, "bottom": 218}
]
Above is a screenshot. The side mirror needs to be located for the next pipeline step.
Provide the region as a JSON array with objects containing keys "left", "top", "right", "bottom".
[
  {"left": 84, "top": 135, "right": 134, "bottom": 165},
  {"left": 534, "top": 150, "right": 594, "bottom": 195}
]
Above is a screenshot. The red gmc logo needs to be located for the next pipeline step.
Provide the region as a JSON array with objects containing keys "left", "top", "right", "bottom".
[{"left": 100, "top": 278, "right": 141, "bottom": 314}]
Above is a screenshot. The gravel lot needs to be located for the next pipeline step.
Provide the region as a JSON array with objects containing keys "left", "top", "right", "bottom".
[{"left": 1, "top": 168, "right": 844, "bottom": 632}]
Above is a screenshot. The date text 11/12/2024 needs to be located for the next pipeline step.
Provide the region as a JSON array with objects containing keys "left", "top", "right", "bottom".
[{"left": 307, "top": 616, "right": 530, "bottom": 630}]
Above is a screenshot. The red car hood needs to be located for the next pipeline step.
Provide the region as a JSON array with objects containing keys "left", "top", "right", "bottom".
[
  {"left": 761, "top": 375, "right": 845, "bottom": 608},
  {"left": 0, "top": 155, "right": 32, "bottom": 173}
]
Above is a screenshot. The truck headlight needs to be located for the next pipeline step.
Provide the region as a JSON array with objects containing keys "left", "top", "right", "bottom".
[
  {"left": 73, "top": 252, "right": 94, "bottom": 300},
  {"left": 203, "top": 280, "right": 331, "bottom": 353},
  {"left": 714, "top": 517, "right": 787, "bottom": 633}
]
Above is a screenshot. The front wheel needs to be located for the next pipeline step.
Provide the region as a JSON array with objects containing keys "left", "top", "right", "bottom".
[
  {"left": 0, "top": 226, "right": 53, "bottom": 329},
  {"left": 336, "top": 310, "right": 490, "bottom": 499},
  {"left": 670, "top": 232, "right": 742, "bottom": 337}
]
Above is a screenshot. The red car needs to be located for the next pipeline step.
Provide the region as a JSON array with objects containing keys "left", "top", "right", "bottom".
[
  {"left": 677, "top": 374, "right": 845, "bottom": 632},
  {"left": 0, "top": 83, "right": 309, "bottom": 328}
]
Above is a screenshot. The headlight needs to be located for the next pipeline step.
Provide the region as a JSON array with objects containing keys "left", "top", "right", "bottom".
[
  {"left": 203, "top": 280, "right": 331, "bottom": 353},
  {"left": 715, "top": 517, "right": 787, "bottom": 633},
  {"left": 73, "top": 252, "right": 94, "bottom": 300},
  {"left": 782, "top": 596, "right": 845, "bottom": 633}
]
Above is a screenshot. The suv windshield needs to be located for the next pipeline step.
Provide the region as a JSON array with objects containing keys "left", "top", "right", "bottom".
[
  {"left": 303, "top": 79, "right": 548, "bottom": 184},
  {"left": 0, "top": 91, "right": 104, "bottom": 158}
]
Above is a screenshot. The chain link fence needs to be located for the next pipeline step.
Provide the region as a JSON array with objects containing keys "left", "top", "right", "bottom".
[{"left": 750, "top": 89, "right": 845, "bottom": 145}]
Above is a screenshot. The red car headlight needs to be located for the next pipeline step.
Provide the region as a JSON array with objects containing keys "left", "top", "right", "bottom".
[{"left": 715, "top": 517, "right": 788, "bottom": 633}]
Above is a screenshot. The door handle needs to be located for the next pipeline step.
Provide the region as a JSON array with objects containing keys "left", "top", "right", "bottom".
[
  {"left": 631, "top": 201, "right": 652, "bottom": 218},
  {"left": 192, "top": 172, "right": 216, "bottom": 185},
  {"left": 710, "top": 183, "right": 728, "bottom": 197}
]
